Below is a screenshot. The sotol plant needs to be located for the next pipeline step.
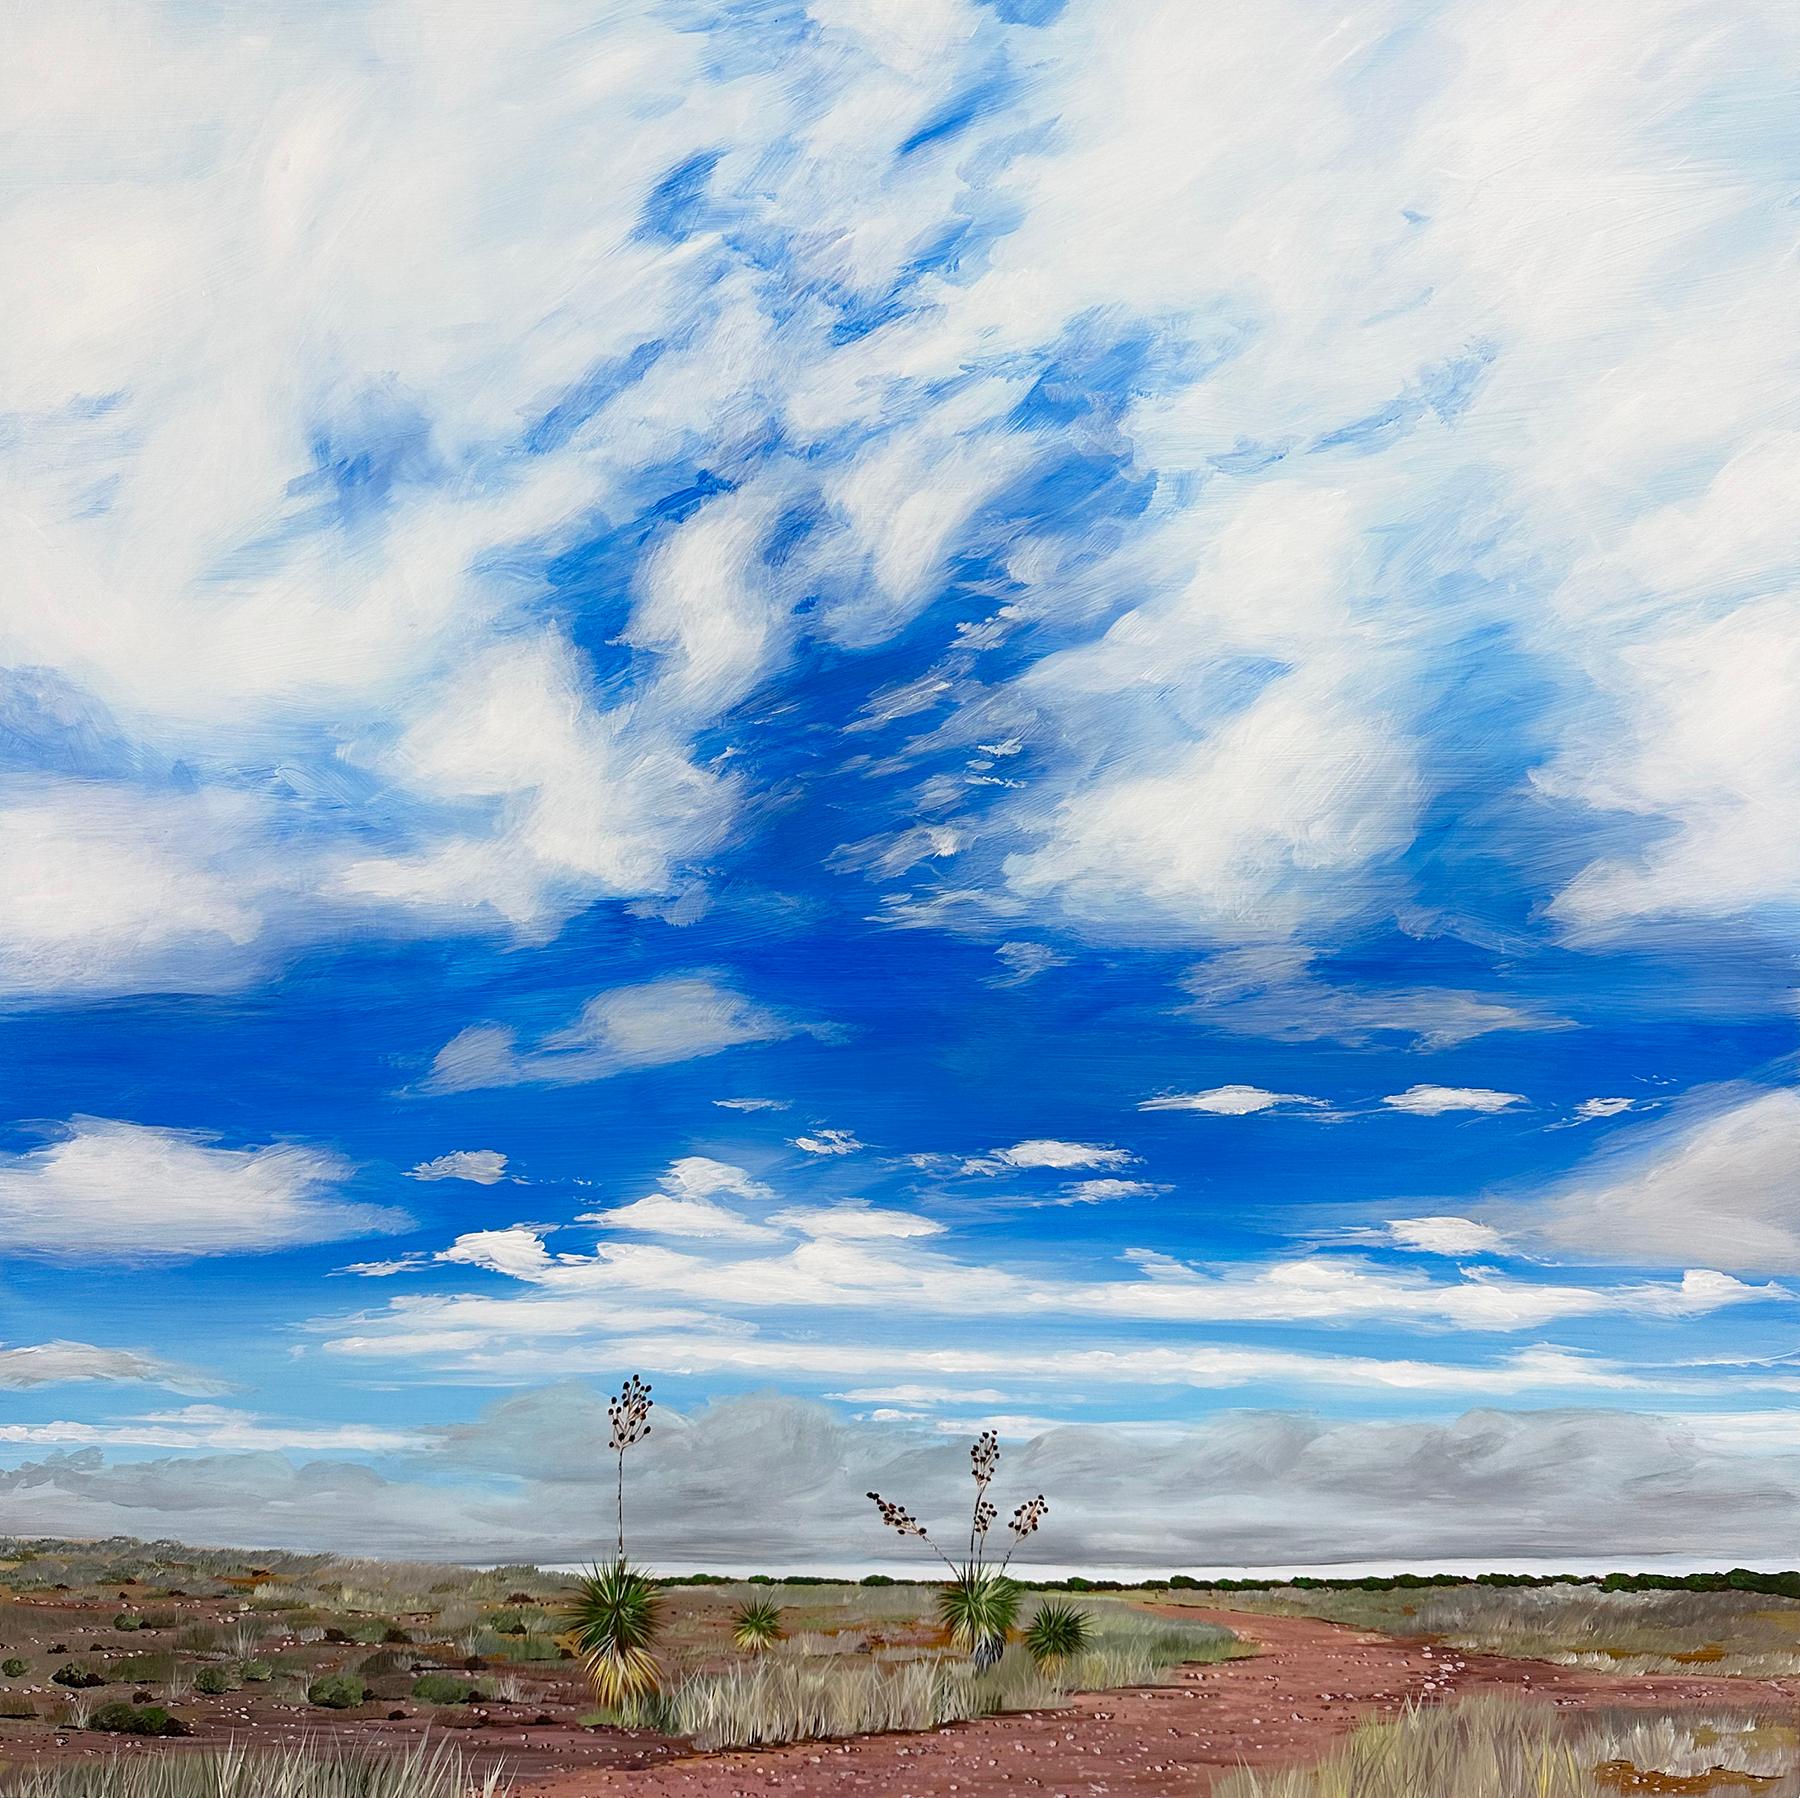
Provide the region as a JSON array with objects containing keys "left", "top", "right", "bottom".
[
  {"left": 731, "top": 1596, "right": 784, "bottom": 1654},
  {"left": 567, "top": 1374, "right": 663, "bottom": 1712},
  {"left": 868, "top": 1429, "right": 1048, "bottom": 1670},
  {"left": 1024, "top": 1598, "right": 1091, "bottom": 1668}
]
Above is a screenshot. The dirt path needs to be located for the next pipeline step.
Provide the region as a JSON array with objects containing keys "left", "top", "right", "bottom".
[{"left": 515, "top": 1604, "right": 1800, "bottom": 1798}]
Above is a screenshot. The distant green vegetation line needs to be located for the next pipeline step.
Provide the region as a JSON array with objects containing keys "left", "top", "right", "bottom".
[{"left": 666, "top": 1567, "right": 1800, "bottom": 1600}]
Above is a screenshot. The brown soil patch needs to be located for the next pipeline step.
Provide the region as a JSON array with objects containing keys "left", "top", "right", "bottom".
[{"left": 511, "top": 1604, "right": 1800, "bottom": 1798}]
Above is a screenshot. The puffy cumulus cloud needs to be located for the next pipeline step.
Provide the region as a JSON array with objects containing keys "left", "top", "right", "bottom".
[
  {"left": 424, "top": 975, "right": 814, "bottom": 1093},
  {"left": 407, "top": 1150, "right": 508, "bottom": 1185},
  {"left": 1544, "top": 454, "right": 1800, "bottom": 936},
  {"left": 0, "top": 0, "right": 1088, "bottom": 998},
  {"left": 0, "top": 780, "right": 280, "bottom": 1000},
  {"left": 8, "top": 0, "right": 1800, "bottom": 1007},
  {"left": 1522, "top": 1088, "right": 1800, "bottom": 1273},
  {"left": 0, "top": 1118, "right": 405, "bottom": 1259},
  {"left": 0, "top": 1341, "right": 224, "bottom": 1396},
  {"left": 1382, "top": 1085, "right": 1526, "bottom": 1116},
  {"left": 581, "top": 1157, "right": 787, "bottom": 1244},
  {"left": 969, "top": 1140, "right": 1136, "bottom": 1173},
  {"left": 1140, "top": 1086, "right": 1327, "bottom": 1116},
  {"left": 9, "top": 1390, "right": 1800, "bottom": 1568}
]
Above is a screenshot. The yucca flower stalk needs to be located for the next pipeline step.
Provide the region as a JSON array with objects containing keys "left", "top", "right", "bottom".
[
  {"left": 607, "top": 1373, "right": 653, "bottom": 1562},
  {"left": 730, "top": 1595, "right": 784, "bottom": 1654},
  {"left": 866, "top": 1428, "right": 1050, "bottom": 1671},
  {"left": 566, "top": 1373, "right": 663, "bottom": 1711}
]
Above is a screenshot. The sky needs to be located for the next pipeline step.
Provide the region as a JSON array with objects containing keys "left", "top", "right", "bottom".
[{"left": 6, "top": 0, "right": 1800, "bottom": 1569}]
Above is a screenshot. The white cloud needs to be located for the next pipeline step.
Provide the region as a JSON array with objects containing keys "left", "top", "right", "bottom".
[
  {"left": 1382, "top": 1085, "right": 1526, "bottom": 1116},
  {"left": 1180, "top": 948, "right": 1570, "bottom": 1051},
  {"left": 713, "top": 1098, "right": 790, "bottom": 1112},
  {"left": 425, "top": 975, "right": 811, "bottom": 1093},
  {"left": 987, "top": 942, "right": 1070, "bottom": 988},
  {"left": 1575, "top": 1097, "right": 1640, "bottom": 1122},
  {"left": 1140, "top": 1085, "right": 1327, "bottom": 1116},
  {"left": 583, "top": 1157, "right": 782, "bottom": 1244},
  {"left": 0, "top": 780, "right": 277, "bottom": 999},
  {"left": 1005, "top": 666, "right": 1423, "bottom": 944},
  {"left": 0, "top": 1406, "right": 422, "bottom": 1454},
  {"left": 336, "top": 633, "right": 730, "bottom": 933},
  {"left": 791, "top": 1128, "right": 863, "bottom": 1157},
  {"left": 770, "top": 1204, "right": 944, "bottom": 1241},
  {"left": 1387, "top": 1216, "right": 1509, "bottom": 1256},
  {"left": 11, "top": 1390, "right": 1800, "bottom": 1568},
  {"left": 0, "top": 1341, "right": 222, "bottom": 1395},
  {"left": 0, "top": 1118, "right": 404, "bottom": 1259},
  {"left": 407, "top": 1149, "right": 508, "bottom": 1185},
  {"left": 969, "top": 1139, "right": 1137, "bottom": 1173},
  {"left": 1525, "top": 1088, "right": 1800, "bottom": 1273},
  {"left": 1058, "top": 1179, "right": 1164, "bottom": 1205}
]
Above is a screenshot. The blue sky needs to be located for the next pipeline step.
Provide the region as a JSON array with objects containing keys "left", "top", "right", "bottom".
[{"left": 6, "top": 0, "right": 1800, "bottom": 1565}]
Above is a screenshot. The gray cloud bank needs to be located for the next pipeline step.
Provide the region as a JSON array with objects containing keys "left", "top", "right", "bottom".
[{"left": 0, "top": 1389, "right": 1792, "bottom": 1570}]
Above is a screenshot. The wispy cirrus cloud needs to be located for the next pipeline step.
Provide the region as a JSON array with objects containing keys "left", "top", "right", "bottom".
[{"left": 424, "top": 975, "right": 819, "bottom": 1094}]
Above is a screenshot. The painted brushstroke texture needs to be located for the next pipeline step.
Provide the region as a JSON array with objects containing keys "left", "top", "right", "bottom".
[{"left": 4, "top": 0, "right": 1800, "bottom": 1563}]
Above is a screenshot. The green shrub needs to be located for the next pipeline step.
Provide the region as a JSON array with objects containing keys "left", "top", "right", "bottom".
[
  {"left": 731, "top": 1597, "right": 784, "bottom": 1654},
  {"left": 410, "top": 1673, "right": 480, "bottom": 1705},
  {"left": 2, "top": 1657, "right": 27, "bottom": 1677},
  {"left": 114, "top": 1653, "right": 174, "bottom": 1683},
  {"left": 305, "top": 1673, "right": 367, "bottom": 1710},
  {"left": 89, "top": 1700, "right": 188, "bottom": 1736},
  {"left": 239, "top": 1658, "right": 273, "bottom": 1682},
  {"left": 194, "top": 1666, "right": 237, "bottom": 1696},
  {"left": 1024, "top": 1600, "right": 1091, "bottom": 1667},
  {"left": 52, "top": 1664, "right": 107, "bottom": 1689},
  {"left": 113, "top": 1613, "right": 143, "bottom": 1632}
]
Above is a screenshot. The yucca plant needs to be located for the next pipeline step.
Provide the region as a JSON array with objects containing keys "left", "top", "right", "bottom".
[
  {"left": 731, "top": 1595, "right": 784, "bottom": 1654},
  {"left": 1024, "top": 1598, "right": 1090, "bottom": 1668},
  {"left": 939, "top": 1571, "right": 1021, "bottom": 1668},
  {"left": 867, "top": 1428, "right": 1050, "bottom": 1670},
  {"left": 567, "top": 1373, "right": 663, "bottom": 1710},
  {"left": 567, "top": 1559, "right": 663, "bottom": 1710}
]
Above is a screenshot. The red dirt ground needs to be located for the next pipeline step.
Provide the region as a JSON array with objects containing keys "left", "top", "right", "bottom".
[{"left": 513, "top": 1603, "right": 1800, "bottom": 1798}]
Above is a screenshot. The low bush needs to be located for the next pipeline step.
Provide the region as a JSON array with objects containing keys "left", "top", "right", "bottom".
[
  {"left": 411, "top": 1672, "right": 482, "bottom": 1705},
  {"left": 2, "top": 1656, "right": 27, "bottom": 1677},
  {"left": 239, "top": 1659, "right": 273, "bottom": 1682},
  {"left": 194, "top": 1665, "right": 238, "bottom": 1696},
  {"left": 52, "top": 1665, "right": 107, "bottom": 1689},
  {"left": 112, "top": 1613, "right": 143, "bottom": 1632},
  {"left": 305, "top": 1673, "right": 367, "bottom": 1709},
  {"left": 88, "top": 1701, "right": 188, "bottom": 1737}
]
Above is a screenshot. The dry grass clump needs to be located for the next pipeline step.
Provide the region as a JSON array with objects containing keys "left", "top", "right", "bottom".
[
  {"left": 1215, "top": 1698, "right": 1800, "bottom": 1798},
  {"left": 648, "top": 1604, "right": 1240, "bottom": 1749},
  {"left": 0, "top": 1739, "right": 505, "bottom": 1798},
  {"left": 1220, "top": 1583, "right": 1800, "bottom": 1678}
]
